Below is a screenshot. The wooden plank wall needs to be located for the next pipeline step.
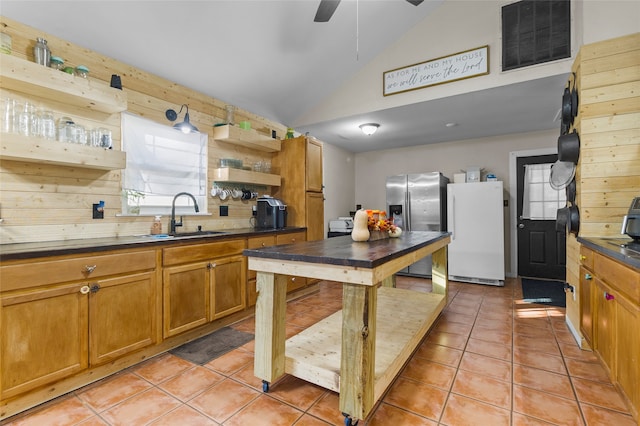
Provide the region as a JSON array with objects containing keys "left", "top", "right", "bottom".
[
  {"left": 565, "top": 32, "right": 640, "bottom": 344},
  {"left": 0, "top": 16, "right": 287, "bottom": 244}
]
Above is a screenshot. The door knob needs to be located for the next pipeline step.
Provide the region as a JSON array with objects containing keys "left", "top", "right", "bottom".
[{"left": 518, "top": 223, "right": 525, "bottom": 229}]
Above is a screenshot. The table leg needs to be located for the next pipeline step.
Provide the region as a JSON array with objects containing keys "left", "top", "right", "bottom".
[
  {"left": 431, "top": 245, "right": 448, "bottom": 297},
  {"left": 339, "top": 283, "right": 377, "bottom": 420},
  {"left": 253, "top": 271, "right": 287, "bottom": 385}
]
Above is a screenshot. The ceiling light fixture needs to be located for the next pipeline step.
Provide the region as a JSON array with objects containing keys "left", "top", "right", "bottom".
[
  {"left": 359, "top": 123, "right": 380, "bottom": 136},
  {"left": 165, "top": 104, "right": 199, "bottom": 134}
]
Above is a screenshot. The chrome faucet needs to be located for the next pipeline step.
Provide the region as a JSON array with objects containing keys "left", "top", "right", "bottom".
[{"left": 170, "top": 192, "right": 200, "bottom": 234}]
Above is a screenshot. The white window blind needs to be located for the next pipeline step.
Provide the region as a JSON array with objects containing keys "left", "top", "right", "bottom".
[
  {"left": 122, "top": 113, "right": 207, "bottom": 215},
  {"left": 522, "top": 163, "right": 567, "bottom": 220}
]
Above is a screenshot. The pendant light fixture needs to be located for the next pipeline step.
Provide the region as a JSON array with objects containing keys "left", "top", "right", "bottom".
[
  {"left": 359, "top": 123, "right": 379, "bottom": 136},
  {"left": 165, "top": 104, "right": 199, "bottom": 133}
]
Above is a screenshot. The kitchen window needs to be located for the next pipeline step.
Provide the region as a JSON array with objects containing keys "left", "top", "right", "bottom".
[
  {"left": 121, "top": 112, "right": 207, "bottom": 216},
  {"left": 522, "top": 163, "right": 566, "bottom": 219}
]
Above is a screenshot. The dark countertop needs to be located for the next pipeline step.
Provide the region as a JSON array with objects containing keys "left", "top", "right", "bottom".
[
  {"left": 0, "top": 227, "right": 306, "bottom": 261},
  {"left": 243, "top": 231, "right": 450, "bottom": 269},
  {"left": 578, "top": 236, "right": 640, "bottom": 270}
]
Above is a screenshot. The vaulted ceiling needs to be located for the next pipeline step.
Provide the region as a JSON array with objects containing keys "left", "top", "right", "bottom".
[{"left": 1, "top": 1, "right": 568, "bottom": 153}]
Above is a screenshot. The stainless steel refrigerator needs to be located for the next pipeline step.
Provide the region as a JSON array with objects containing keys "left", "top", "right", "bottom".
[{"left": 386, "top": 172, "right": 449, "bottom": 277}]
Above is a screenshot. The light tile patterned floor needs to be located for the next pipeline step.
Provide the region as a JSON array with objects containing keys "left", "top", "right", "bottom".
[{"left": 4, "top": 278, "right": 637, "bottom": 425}]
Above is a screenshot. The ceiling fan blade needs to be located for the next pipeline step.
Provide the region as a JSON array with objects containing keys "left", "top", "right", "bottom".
[
  {"left": 406, "top": 0, "right": 424, "bottom": 5},
  {"left": 314, "top": 0, "right": 341, "bottom": 22}
]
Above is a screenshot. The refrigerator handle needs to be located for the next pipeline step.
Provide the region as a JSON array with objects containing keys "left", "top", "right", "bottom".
[
  {"left": 406, "top": 191, "right": 411, "bottom": 231},
  {"left": 450, "top": 195, "right": 455, "bottom": 240}
]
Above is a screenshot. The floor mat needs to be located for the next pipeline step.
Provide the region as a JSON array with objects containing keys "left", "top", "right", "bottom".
[
  {"left": 169, "top": 326, "right": 254, "bottom": 365},
  {"left": 521, "top": 278, "right": 566, "bottom": 308}
]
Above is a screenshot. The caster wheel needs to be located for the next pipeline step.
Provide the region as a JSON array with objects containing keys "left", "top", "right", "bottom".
[
  {"left": 342, "top": 413, "right": 359, "bottom": 426},
  {"left": 262, "top": 380, "right": 269, "bottom": 393}
]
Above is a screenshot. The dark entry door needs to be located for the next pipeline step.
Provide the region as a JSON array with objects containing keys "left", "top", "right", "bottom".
[{"left": 517, "top": 154, "right": 566, "bottom": 280}]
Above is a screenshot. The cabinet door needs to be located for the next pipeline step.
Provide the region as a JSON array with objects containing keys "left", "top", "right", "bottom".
[
  {"left": 1, "top": 284, "right": 88, "bottom": 399},
  {"left": 211, "top": 255, "right": 246, "bottom": 320},
  {"left": 594, "top": 278, "right": 616, "bottom": 373},
  {"left": 579, "top": 266, "right": 593, "bottom": 345},
  {"left": 89, "top": 272, "right": 159, "bottom": 366},
  {"left": 306, "top": 138, "right": 323, "bottom": 192},
  {"left": 615, "top": 293, "right": 640, "bottom": 412},
  {"left": 306, "top": 191, "right": 325, "bottom": 241},
  {"left": 163, "top": 262, "right": 210, "bottom": 338}
]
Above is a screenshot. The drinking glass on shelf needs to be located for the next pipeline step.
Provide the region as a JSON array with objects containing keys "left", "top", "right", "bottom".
[
  {"left": 89, "top": 128, "right": 101, "bottom": 147},
  {"left": 16, "top": 102, "right": 31, "bottom": 136},
  {"left": 74, "top": 124, "right": 87, "bottom": 145},
  {"left": 98, "top": 128, "right": 112, "bottom": 149},
  {"left": 38, "top": 110, "right": 56, "bottom": 140},
  {"left": 1, "top": 97, "right": 15, "bottom": 134}
]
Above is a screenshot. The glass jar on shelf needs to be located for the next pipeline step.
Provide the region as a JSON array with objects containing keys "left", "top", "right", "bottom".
[
  {"left": 49, "top": 56, "right": 64, "bottom": 70},
  {"left": 75, "top": 65, "right": 89, "bottom": 78}
]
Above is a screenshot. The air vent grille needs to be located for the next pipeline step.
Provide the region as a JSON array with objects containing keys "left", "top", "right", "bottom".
[{"left": 502, "top": 0, "right": 571, "bottom": 71}]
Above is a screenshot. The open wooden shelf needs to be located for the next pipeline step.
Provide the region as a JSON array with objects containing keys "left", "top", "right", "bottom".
[
  {"left": 0, "top": 134, "right": 126, "bottom": 170},
  {"left": 211, "top": 167, "right": 281, "bottom": 186},
  {"left": 0, "top": 55, "right": 127, "bottom": 114},
  {"left": 213, "top": 124, "right": 281, "bottom": 152},
  {"left": 284, "top": 286, "right": 445, "bottom": 398}
]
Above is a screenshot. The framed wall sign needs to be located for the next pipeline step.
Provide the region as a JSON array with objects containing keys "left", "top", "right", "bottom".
[{"left": 383, "top": 45, "right": 489, "bottom": 96}]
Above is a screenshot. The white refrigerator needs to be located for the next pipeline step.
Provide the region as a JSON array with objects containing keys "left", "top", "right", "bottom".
[{"left": 447, "top": 181, "right": 505, "bottom": 286}]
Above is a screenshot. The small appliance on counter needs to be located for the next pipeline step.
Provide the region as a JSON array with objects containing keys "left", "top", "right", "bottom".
[
  {"left": 621, "top": 197, "right": 640, "bottom": 242},
  {"left": 329, "top": 217, "right": 353, "bottom": 232},
  {"left": 256, "top": 196, "right": 287, "bottom": 229}
]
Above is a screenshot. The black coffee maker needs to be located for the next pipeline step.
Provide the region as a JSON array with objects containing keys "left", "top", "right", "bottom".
[
  {"left": 621, "top": 197, "right": 640, "bottom": 242},
  {"left": 256, "top": 196, "right": 287, "bottom": 229}
]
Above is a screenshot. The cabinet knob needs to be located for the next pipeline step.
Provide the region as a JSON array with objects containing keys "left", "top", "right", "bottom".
[
  {"left": 291, "top": 277, "right": 296, "bottom": 282},
  {"left": 90, "top": 284, "right": 100, "bottom": 293},
  {"left": 584, "top": 273, "right": 592, "bottom": 280},
  {"left": 604, "top": 292, "right": 615, "bottom": 301},
  {"left": 580, "top": 255, "right": 586, "bottom": 261},
  {"left": 207, "top": 262, "right": 216, "bottom": 269},
  {"left": 83, "top": 265, "right": 97, "bottom": 274},
  {"left": 261, "top": 242, "right": 266, "bottom": 247},
  {"left": 80, "top": 285, "right": 90, "bottom": 295}
]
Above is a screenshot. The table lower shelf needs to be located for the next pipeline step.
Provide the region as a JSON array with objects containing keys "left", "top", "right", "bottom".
[{"left": 284, "top": 286, "right": 446, "bottom": 403}]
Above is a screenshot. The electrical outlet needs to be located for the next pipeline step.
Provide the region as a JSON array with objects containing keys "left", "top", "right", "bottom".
[
  {"left": 92, "top": 203, "right": 104, "bottom": 219},
  {"left": 252, "top": 205, "right": 257, "bottom": 216},
  {"left": 220, "top": 205, "right": 228, "bottom": 217}
]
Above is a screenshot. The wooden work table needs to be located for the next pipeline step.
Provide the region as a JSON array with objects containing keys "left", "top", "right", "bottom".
[{"left": 244, "top": 231, "right": 451, "bottom": 424}]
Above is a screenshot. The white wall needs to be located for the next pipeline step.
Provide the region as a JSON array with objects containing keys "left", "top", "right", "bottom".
[
  {"left": 581, "top": 0, "right": 640, "bottom": 44},
  {"left": 322, "top": 142, "right": 356, "bottom": 236}
]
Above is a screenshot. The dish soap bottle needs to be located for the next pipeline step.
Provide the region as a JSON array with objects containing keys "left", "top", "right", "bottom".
[{"left": 151, "top": 215, "right": 162, "bottom": 235}]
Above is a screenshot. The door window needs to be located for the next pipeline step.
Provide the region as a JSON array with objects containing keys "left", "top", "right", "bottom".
[{"left": 522, "top": 163, "right": 566, "bottom": 219}]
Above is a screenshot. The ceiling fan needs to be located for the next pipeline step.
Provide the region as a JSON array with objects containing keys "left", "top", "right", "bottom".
[{"left": 314, "top": 0, "right": 424, "bottom": 22}]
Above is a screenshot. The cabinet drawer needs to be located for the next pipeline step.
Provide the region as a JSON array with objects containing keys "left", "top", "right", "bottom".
[
  {"left": 580, "top": 246, "right": 594, "bottom": 271},
  {"left": 247, "top": 236, "right": 276, "bottom": 280},
  {"left": 0, "top": 250, "right": 157, "bottom": 292},
  {"left": 163, "top": 239, "right": 245, "bottom": 266},
  {"left": 593, "top": 252, "right": 640, "bottom": 304},
  {"left": 276, "top": 231, "right": 306, "bottom": 246}
]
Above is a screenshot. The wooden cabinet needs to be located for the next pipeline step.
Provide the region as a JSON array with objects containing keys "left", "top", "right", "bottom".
[
  {"left": 272, "top": 136, "right": 324, "bottom": 240},
  {"left": 89, "top": 271, "right": 158, "bottom": 366},
  {"left": 579, "top": 265, "right": 593, "bottom": 345},
  {"left": 579, "top": 245, "right": 640, "bottom": 418},
  {"left": 162, "top": 239, "right": 246, "bottom": 337},
  {"left": 593, "top": 277, "right": 616, "bottom": 370},
  {"left": 276, "top": 231, "right": 308, "bottom": 293},
  {"left": 0, "top": 249, "right": 158, "bottom": 398},
  {"left": 246, "top": 235, "right": 277, "bottom": 307},
  {"left": 1, "top": 283, "right": 88, "bottom": 400}
]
